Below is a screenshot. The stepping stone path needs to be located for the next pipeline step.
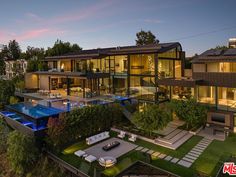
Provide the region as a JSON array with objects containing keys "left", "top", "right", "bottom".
[
  {"left": 158, "top": 154, "right": 167, "bottom": 159},
  {"left": 141, "top": 148, "right": 149, "bottom": 152},
  {"left": 147, "top": 150, "right": 154, "bottom": 154},
  {"left": 152, "top": 152, "right": 161, "bottom": 158},
  {"left": 171, "top": 158, "right": 179, "bottom": 163},
  {"left": 135, "top": 146, "right": 144, "bottom": 151},
  {"left": 164, "top": 156, "right": 173, "bottom": 161},
  {"left": 178, "top": 138, "right": 212, "bottom": 168}
]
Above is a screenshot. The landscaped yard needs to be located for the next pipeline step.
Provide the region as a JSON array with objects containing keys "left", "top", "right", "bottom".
[
  {"left": 53, "top": 132, "right": 236, "bottom": 177},
  {"left": 192, "top": 133, "right": 236, "bottom": 176}
]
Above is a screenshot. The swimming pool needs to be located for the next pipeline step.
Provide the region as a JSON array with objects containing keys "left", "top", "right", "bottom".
[
  {"left": 0, "top": 111, "right": 46, "bottom": 131},
  {"left": 6, "top": 102, "right": 64, "bottom": 119}
]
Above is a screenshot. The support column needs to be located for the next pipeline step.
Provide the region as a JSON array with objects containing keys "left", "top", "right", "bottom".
[
  {"left": 127, "top": 55, "right": 130, "bottom": 97},
  {"left": 66, "top": 77, "right": 70, "bottom": 96},
  {"left": 98, "top": 78, "right": 100, "bottom": 95},
  {"left": 215, "top": 86, "right": 218, "bottom": 109},
  {"left": 82, "top": 79, "right": 85, "bottom": 98},
  {"left": 48, "top": 76, "right": 51, "bottom": 91},
  {"left": 154, "top": 53, "right": 159, "bottom": 103}
]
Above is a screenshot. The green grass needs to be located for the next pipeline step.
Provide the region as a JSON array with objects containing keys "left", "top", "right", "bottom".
[
  {"left": 192, "top": 133, "right": 236, "bottom": 176},
  {"left": 53, "top": 132, "right": 236, "bottom": 177}
]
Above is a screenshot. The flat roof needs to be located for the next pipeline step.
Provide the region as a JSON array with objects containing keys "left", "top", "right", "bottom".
[
  {"left": 34, "top": 71, "right": 110, "bottom": 78},
  {"left": 192, "top": 48, "right": 236, "bottom": 63},
  {"left": 44, "top": 42, "right": 182, "bottom": 60}
]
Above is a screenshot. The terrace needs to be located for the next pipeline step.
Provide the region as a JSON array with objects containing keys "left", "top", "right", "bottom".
[{"left": 51, "top": 130, "right": 236, "bottom": 177}]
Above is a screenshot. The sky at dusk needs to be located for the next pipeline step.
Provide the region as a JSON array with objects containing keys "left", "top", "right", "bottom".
[{"left": 0, "top": 0, "right": 236, "bottom": 56}]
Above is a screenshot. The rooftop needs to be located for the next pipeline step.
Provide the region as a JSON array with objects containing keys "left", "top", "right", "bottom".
[
  {"left": 45, "top": 42, "right": 182, "bottom": 60},
  {"left": 192, "top": 48, "right": 236, "bottom": 63}
]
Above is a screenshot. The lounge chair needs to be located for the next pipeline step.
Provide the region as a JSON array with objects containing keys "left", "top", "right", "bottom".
[
  {"left": 86, "top": 131, "right": 110, "bottom": 145},
  {"left": 128, "top": 134, "right": 137, "bottom": 142},
  {"left": 74, "top": 150, "right": 86, "bottom": 157},
  {"left": 56, "top": 93, "right": 62, "bottom": 98},
  {"left": 117, "top": 131, "right": 126, "bottom": 139},
  {"left": 85, "top": 155, "right": 97, "bottom": 163},
  {"left": 49, "top": 93, "right": 56, "bottom": 99}
]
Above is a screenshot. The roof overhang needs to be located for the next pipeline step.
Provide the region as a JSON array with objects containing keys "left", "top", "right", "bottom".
[
  {"left": 34, "top": 71, "right": 110, "bottom": 79},
  {"left": 158, "top": 78, "right": 202, "bottom": 87}
]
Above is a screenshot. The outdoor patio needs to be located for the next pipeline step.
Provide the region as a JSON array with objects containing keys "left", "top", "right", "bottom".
[{"left": 84, "top": 137, "right": 137, "bottom": 159}]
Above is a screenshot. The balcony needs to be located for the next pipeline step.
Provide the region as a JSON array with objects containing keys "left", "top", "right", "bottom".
[{"left": 192, "top": 72, "right": 236, "bottom": 87}]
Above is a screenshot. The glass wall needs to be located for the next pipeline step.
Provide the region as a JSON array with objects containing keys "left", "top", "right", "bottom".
[
  {"left": 198, "top": 86, "right": 215, "bottom": 105},
  {"left": 75, "top": 58, "right": 106, "bottom": 73},
  {"left": 158, "top": 59, "right": 173, "bottom": 78},
  {"left": 175, "top": 60, "right": 182, "bottom": 78},
  {"left": 130, "top": 54, "right": 155, "bottom": 75},
  {"left": 114, "top": 55, "right": 128, "bottom": 74},
  {"left": 171, "top": 86, "right": 194, "bottom": 100},
  {"left": 158, "top": 48, "right": 177, "bottom": 58},
  {"left": 207, "top": 62, "right": 236, "bottom": 72},
  {"left": 218, "top": 87, "right": 236, "bottom": 111},
  {"left": 130, "top": 76, "right": 155, "bottom": 101},
  {"left": 113, "top": 77, "right": 128, "bottom": 96},
  {"left": 60, "top": 60, "right": 71, "bottom": 72}
]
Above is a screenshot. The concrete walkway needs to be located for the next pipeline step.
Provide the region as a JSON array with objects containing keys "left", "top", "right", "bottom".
[{"left": 177, "top": 138, "right": 213, "bottom": 168}]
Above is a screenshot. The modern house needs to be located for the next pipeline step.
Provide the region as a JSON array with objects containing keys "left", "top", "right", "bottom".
[{"left": 24, "top": 42, "right": 184, "bottom": 106}]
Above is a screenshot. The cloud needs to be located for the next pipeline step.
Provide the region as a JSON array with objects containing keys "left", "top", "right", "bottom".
[{"left": 0, "top": 28, "right": 65, "bottom": 43}]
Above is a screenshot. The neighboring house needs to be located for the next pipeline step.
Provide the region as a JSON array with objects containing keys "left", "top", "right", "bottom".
[
  {"left": 5, "top": 59, "right": 27, "bottom": 79},
  {"left": 229, "top": 38, "right": 236, "bottom": 48}
]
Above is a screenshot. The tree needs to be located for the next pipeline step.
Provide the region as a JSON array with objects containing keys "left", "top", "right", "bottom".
[
  {"left": 0, "top": 79, "right": 15, "bottom": 106},
  {"left": 25, "top": 46, "right": 45, "bottom": 60},
  {"left": 7, "top": 131, "right": 39, "bottom": 176},
  {"left": 136, "top": 30, "right": 159, "bottom": 46},
  {"left": 46, "top": 104, "right": 122, "bottom": 150},
  {"left": 8, "top": 40, "right": 21, "bottom": 60},
  {"left": 46, "top": 39, "right": 82, "bottom": 56},
  {"left": 132, "top": 104, "right": 171, "bottom": 137},
  {"left": 0, "top": 119, "right": 10, "bottom": 153},
  {"left": 169, "top": 99, "right": 208, "bottom": 129},
  {"left": 0, "top": 58, "right": 5, "bottom": 75}
]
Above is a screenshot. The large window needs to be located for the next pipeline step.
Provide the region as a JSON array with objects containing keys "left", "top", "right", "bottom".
[
  {"left": 113, "top": 77, "right": 127, "bottom": 96},
  {"left": 130, "top": 54, "right": 154, "bottom": 75},
  {"left": 207, "top": 62, "right": 236, "bottom": 72},
  {"left": 171, "top": 86, "right": 194, "bottom": 100},
  {"left": 130, "top": 76, "right": 155, "bottom": 101},
  {"left": 114, "top": 55, "right": 128, "bottom": 74},
  {"left": 218, "top": 87, "right": 236, "bottom": 111},
  {"left": 158, "top": 48, "right": 177, "bottom": 58},
  {"left": 175, "top": 60, "right": 182, "bottom": 78},
  {"left": 158, "top": 59, "right": 173, "bottom": 78},
  {"left": 198, "top": 86, "right": 215, "bottom": 105}
]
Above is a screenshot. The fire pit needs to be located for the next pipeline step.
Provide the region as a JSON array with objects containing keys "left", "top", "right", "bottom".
[
  {"left": 102, "top": 141, "right": 120, "bottom": 151},
  {"left": 99, "top": 156, "right": 117, "bottom": 168}
]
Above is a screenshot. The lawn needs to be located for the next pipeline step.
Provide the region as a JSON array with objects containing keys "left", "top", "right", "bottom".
[
  {"left": 192, "top": 133, "right": 236, "bottom": 176},
  {"left": 53, "top": 132, "right": 236, "bottom": 177}
]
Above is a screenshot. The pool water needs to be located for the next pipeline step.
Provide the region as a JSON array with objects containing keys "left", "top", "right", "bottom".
[
  {"left": 87, "top": 99, "right": 110, "bottom": 105},
  {"left": 0, "top": 111, "right": 46, "bottom": 131},
  {"left": 7, "top": 102, "right": 64, "bottom": 119}
]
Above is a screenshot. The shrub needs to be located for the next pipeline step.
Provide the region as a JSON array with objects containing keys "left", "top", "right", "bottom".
[
  {"left": 132, "top": 104, "right": 171, "bottom": 137},
  {"left": 169, "top": 99, "right": 209, "bottom": 129},
  {"left": 7, "top": 131, "right": 39, "bottom": 176},
  {"left": 46, "top": 104, "right": 123, "bottom": 150},
  {"left": 0, "top": 118, "right": 10, "bottom": 153}
]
